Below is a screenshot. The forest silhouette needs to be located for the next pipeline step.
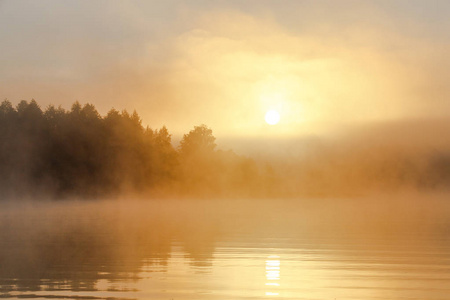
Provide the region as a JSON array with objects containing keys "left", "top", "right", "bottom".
[
  {"left": 1, "top": 99, "right": 450, "bottom": 200},
  {"left": 0, "top": 99, "right": 273, "bottom": 199}
]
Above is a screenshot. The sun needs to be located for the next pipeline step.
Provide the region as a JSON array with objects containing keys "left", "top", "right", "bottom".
[{"left": 265, "top": 110, "right": 280, "bottom": 125}]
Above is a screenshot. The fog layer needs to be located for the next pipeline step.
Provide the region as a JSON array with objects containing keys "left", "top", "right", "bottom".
[{"left": 1, "top": 99, "right": 449, "bottom": 200}]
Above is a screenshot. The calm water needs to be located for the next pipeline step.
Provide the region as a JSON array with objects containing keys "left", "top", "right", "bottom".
[{"left": 1, "top": 197, "right": 450, "bottom": 300}]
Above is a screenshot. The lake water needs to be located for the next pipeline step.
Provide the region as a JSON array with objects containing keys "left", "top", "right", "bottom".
[{"left": 1, "top": 196, "right": 450, "bottom": 300}]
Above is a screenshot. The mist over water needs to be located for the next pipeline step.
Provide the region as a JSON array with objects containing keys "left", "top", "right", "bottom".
[
  {"left": 2, "top": 99, "right": 450, "bottom": 201},
  {"left": 1, "top": 196, "right": 450, "bottom": 300},
  {"left": 2, "top": 100, "right": 450, "bottom": 299},
  {"left": 1, "top": 1, "right": 450, "bottom": 299}
]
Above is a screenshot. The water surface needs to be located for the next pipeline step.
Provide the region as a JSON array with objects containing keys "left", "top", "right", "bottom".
[{"left": 1, "top": 196, "right": 450, "bottom": 299}]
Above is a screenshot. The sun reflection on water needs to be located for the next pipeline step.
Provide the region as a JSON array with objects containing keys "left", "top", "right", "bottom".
[{"left": 265, "top": 255, "right": 280, "bottom": 296}]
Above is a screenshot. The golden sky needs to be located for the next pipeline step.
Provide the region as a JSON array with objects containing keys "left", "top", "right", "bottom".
[{"left": 1, "top": 0, "right": 449, "bottom": 138}]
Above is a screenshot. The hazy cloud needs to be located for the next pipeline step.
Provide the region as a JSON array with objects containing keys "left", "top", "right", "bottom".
[{"left": 1, "top": 0, "right": 449, "bottom": 137}]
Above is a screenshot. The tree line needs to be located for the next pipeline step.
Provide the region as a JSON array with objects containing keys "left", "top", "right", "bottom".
[
  {"left": 1, "top": 99, "right": 449, "bottom": 200},
  {"left": 0, "top": 99, "right": 273, "bottom": 199}
]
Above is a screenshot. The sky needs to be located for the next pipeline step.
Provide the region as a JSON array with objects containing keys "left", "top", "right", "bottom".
[{"left": 1, "top": 0, "right": 449, "bottom": 139}]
